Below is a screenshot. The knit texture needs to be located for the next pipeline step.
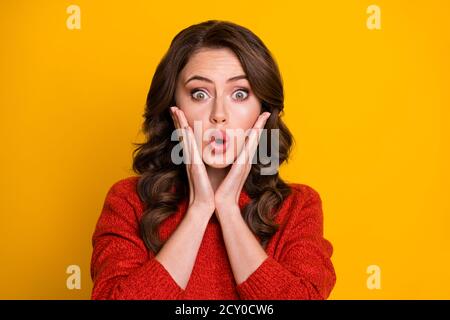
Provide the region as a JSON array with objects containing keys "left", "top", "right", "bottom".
[{"left": 90, "top": 176, "right": 336, "bottom": 300}]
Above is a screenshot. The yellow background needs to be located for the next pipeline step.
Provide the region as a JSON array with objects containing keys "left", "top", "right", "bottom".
[{"left": 1, "top": 0, "right": 449, "bottom": 299}]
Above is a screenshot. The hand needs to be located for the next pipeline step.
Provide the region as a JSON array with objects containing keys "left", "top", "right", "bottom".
[
  {"left": 170, "top": 106, "right": 216, "bottom": 216},
  {"left": 214, "top": 112, "right": 271, "bottom": 213}
]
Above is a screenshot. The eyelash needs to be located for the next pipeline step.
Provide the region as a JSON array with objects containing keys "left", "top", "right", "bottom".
[{"left": 190, "top": 88, "right": 250, "bottom": 102}]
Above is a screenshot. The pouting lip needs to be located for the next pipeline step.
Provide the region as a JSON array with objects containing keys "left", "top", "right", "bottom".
[{"left": 208, "top": 129, "right": 230, "bottom": 144}]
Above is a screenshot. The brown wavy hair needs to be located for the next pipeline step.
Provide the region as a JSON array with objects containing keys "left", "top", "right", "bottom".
[{"left": 132, "top": 20, "right": 294, "bottom": 254}]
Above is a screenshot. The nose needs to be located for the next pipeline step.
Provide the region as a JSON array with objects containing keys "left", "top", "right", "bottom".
[
  {"left": 211, "top": 114, "right": 227, "bottom": 124},
  {"left": 209, "top": 99, "right": 228, "bottom": 125}
]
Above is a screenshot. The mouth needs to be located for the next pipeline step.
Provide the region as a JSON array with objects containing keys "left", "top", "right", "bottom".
[{"left": 208, "top": 129, "right": 230, "bottom": 154}]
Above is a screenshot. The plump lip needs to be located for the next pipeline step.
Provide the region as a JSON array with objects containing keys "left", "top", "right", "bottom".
[
  {"left": 208, "top": 129, "right": 229, "bottom": 143},
  {"left": 207, "top": 129, "right": 230, "bottom": 154}
]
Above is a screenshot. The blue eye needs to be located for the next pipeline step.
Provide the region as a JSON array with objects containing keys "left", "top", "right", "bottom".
[
  {"left": 232, "top": 89, "right": 249, "bottom": 101},
  {"left": 191, "top": 89, "right": 209, "bottom": 101}
]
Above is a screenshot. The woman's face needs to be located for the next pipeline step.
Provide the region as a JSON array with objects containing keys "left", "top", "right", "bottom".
[{"left": 174, "top": 47, "right": 262, "bottom": 168}]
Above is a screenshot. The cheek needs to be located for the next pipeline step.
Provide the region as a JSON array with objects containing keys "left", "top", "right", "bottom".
[
  {"left": 182, "top": 110, "right": 205, "bottom": 129},
  {"left": 235, "top": 93, "right": 261, "bottom": 118},
  {"left": 175, "top": 89, "right": 196, "bottom": 125},
  {"left": 178, "top": 107, "right": 210, "bottom": 146},
  {"left": 233, "top": 103, "right": 261, "bottom": 131}
]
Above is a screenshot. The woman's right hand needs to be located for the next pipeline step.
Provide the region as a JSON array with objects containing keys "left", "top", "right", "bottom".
[{"left": 170, "top": 106, "right": 216, "bottom": 217}]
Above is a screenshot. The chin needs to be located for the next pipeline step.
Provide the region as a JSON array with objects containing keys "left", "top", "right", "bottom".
[
  {"left": 202, "top": 151, "right": 236, "bottom": 168},
  {"left": 204, "top": 161, "right": 231, "bottom": 169}
]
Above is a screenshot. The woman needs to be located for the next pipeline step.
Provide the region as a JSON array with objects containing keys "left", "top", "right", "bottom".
[{"left": 90, "top": 20, "right": 336, "bottom": 300}]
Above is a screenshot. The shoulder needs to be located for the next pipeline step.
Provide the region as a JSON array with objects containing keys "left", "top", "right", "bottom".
[
  {"left": 275, "top": 182, "right": 325, "bottom": 231},
  {"left": 93, "top": 176, "right": 144, "bottom": 245},
  {"left": 107, "top": 175, "right": 140, "bottom": 196},
  {"left": 286, "top": 182, "right": 323, "bottom": 208},
  {"left": 103, "top": 175, "right": 144, "bottom": 213}
]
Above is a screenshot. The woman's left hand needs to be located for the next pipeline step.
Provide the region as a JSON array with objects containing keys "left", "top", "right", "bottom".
[{"left": 214, "top": 112, "right": 271, "bottom": 214}]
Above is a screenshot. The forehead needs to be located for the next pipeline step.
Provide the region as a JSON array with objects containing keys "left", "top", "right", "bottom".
[{"left": 180, "top": 48, "right": 245, "bottom": 81}]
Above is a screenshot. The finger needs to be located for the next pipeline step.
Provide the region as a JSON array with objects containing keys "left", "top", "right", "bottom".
[
  {"left": 172, "top": 108, "right": 195, "bottom": 203},
  {"left": 171, "top": 107, "right": 184, "bottom": 145},
  {"left": 176, "top": 109, "right": 203, "bottom": 166},
  {"left": 170, "top": 107, "right": 187, "bottom": 158},
  {"left": 172, "top": 109, "right": 191, "bottom": 168},
  {"left": 248, "top": 113, "right": 270, "bottom": 159},
  {"left": 175, "top": 111, "right": 204, "bottom": 206},
  {"left": 238, "top": 112, "right": 271, "bottom": 165},
  {"left": 236, "top": 112, "right": 269, "bottom": 191},
  {"left": 226, "top": 113, "right": 269, "bottom": 200},
  {"left": 170, "top": 106, "right": 180, "bottom": 129},
  {"left": 172, "top": 107, "right": 192, "bottom": 167},
  {"left": 185, "top": 149, "right": 194, "bottom": 205},
  {"left": 176, "top": 110, "right": 213, "bottom": 206},
  {"left": 176, "top": 110, "right": 212, "bottom": 198},
  {"left": 174, "top": 109, "right": 192, "bottom": 164}
]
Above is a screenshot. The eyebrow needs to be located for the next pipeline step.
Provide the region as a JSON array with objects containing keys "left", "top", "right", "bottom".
[{"left": 184, "top": 74, "right": 247, "bottom": 85}]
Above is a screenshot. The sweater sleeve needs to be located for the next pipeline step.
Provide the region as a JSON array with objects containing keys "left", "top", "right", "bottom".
[
  {"left": 90, "top": 180, "right": 185, "bottom": 300},
  {"left": 235, "top": 185, "right": 336, "bottom": 300}
]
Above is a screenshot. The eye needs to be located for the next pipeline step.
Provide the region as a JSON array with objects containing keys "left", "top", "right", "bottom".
[
  {"left": 190, "top": 89, "right": 210, "bottom": 101},
  {"left": 232, "top": 89, "right": 249, "bottom": 101}
]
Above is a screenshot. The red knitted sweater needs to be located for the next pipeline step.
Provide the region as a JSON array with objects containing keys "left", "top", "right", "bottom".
[{"left": 90, "top": 176, "right": 336, "bottom": 300}]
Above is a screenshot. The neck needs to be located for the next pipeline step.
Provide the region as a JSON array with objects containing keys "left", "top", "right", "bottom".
[{"left": 205, "top": 165, "right": 231, "bottom": 192}]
